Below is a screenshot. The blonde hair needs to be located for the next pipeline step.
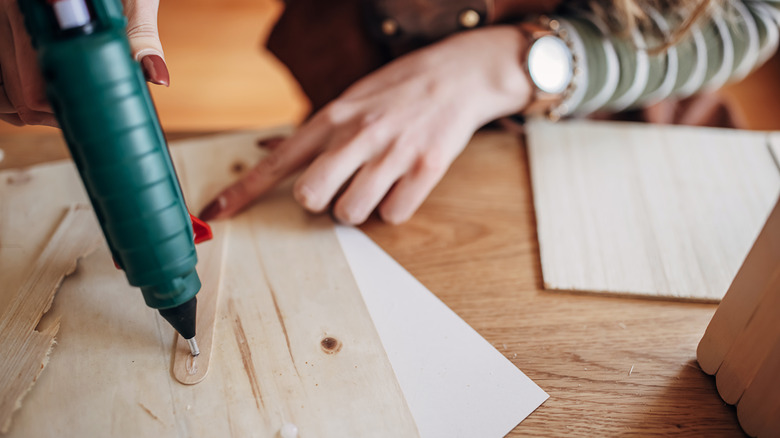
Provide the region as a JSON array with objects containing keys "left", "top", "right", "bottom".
[{"left": 585, "top": 0, "right": 717, "bottom": 53}]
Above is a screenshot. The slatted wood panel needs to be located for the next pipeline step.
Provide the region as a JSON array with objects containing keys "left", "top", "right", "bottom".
[
  {"left": 697, "top": 197, "right": 780, "bottom": 374},
  {"left": 527, "top": 120, "right": 780, "bottom": 301},
  {"left": 736, "top": 337, "right": 780, "bottom": 436},
  {"left": 0, "top": 206, "right": 101, "bottom": 433},
  {"left": 0, "top": 131, "right": 417, "bottom": 437},
  {"left": 697, "top": 196, "right": 780, "bottom": 437}
]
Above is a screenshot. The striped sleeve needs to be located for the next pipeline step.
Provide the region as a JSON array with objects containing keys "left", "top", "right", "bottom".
[{"left": 553, "top": 1, "right": 780, "bottom": 116}]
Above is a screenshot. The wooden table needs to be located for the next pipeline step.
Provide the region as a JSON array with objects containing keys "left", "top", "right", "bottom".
[{"left": 0, "top": 131, "right": 742, "bottom": 436}]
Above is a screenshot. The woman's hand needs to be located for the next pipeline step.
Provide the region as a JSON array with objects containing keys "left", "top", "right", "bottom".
[
  {"left": 201, "top": 26, "right": 532, "bottom": 225},
  {"left": 0, "top": 0, "right": 168, "bottom": 127}
]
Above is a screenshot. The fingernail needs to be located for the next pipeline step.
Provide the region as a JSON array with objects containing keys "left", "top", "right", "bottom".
[
  {"left": 380, "top": 208, "right": 409, "bottom": 225},
  {"left": 295, "top": 185, "right": 323, "bottom": 212},
  {"left": 141, "top": 54, "right": 170, "bottom": 87},
  {"left": 256, "top": 136, "right": 286, "bottom": 149},
  {"left": 294, "top": 184, "right": 311, "bottom": 207},
  {"left": 199, "top": 196, "right": 226, "bottom": 221}
]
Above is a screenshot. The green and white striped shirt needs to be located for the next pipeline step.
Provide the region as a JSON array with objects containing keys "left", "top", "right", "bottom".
[{"left": 555, "top": 0, "right": 780, "bottom": 115}]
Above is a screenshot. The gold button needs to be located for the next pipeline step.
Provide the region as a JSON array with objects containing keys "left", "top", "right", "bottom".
[
  {"left": 381, "top": 18, "right": 399, "bottom": 36},
  {"left": 458, "top": 9, "right": 481, "bottom": 28}
]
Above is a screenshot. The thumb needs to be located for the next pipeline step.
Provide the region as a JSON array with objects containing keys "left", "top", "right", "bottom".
[{"left": 124, "top": 0, "right": 169, "bottom": 86}]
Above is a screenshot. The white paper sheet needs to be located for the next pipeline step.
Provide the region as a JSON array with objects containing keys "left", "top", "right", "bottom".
[{"left": 336, "top": 226, "right": 549, "bottom": 438}]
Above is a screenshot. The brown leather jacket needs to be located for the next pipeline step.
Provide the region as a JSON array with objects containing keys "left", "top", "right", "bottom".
[
  {"left": 267, "top": 0, "right": 563, "bottom": 111},
  {"left": 267, "top": 0, "right": 744, "bottom": 128}
]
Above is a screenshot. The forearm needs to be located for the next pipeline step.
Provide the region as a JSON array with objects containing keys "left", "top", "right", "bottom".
[{"left": 552, "top": 0, "right": 780, "bottom": 116}]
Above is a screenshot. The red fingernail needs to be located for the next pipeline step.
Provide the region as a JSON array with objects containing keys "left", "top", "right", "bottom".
[
  {"left": 141, "top": 54, "right": 170, "bottom": 87},
  {"left": 199, "top": 196, "right": 225, "bottom": 221},
  {"left": 256, "top": 136, "right": 286, "bottom": 150}
]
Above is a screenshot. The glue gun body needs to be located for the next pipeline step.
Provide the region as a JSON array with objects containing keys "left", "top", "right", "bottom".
[{"left": 18, "top": 0, "right": 207, "bottom": 340}]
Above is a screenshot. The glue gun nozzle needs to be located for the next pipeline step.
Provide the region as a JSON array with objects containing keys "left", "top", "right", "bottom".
[{"left": 187, "top": 337, "right": 200, "bottom": 357}]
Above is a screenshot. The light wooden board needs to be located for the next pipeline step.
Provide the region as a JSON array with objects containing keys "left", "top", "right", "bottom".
[
  {"left": 0, "top": 205, "right": 101, "bottom": 433},
  {"left": 0, "top": 130, "right": 418, "bottom": 437},
  {"left": 172, "top": 222, "right": 228, "bottom": 385},
  {"left": 527, "top": 120, "right": 780, "bottom": 301}
]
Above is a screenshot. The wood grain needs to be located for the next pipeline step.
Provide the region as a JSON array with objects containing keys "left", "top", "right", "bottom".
[
  {"left": 736, "top": 333, "right": 780, "bottom": 436},
  {"left": 698, "top": 198, "right": 780, "bottom": 374},
  {"left": 221, "top": 189, "right": 419, "bottom": 437},
  {"left": 0, "top": 131, "right": 417, "bottom": 437},
  {"left": 3, "top": 128, "right": 752, "bottom": 436},
  {"left": 527, "top": 119, "right": 780, "bottom": 301},
  {"left": 0, "top": 205, "right": 101, "bottom": 433},
  {"left": 362, "top": 130, "right": 746, "bottom": 436},
  {"left": 175, "top": 131, "right": 416, "bottom": 433},
  {"left": 172, "top": 223, "right": 228, "bottom": 385},
  {"left": 715, "top": 264, "right": 780, "bottom": 404}
]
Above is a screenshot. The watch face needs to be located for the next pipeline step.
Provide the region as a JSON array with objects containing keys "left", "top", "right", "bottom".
[{"left": 528, "top": 35, "right": 573, "bottom": 94}]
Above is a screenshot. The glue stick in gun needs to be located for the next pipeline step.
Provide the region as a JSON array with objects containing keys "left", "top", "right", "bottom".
[{"left": 18, "top": 0, "right": 213, "bottom": 356}]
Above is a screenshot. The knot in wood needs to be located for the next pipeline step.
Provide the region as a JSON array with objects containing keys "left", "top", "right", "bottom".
[{"left": 320, "top": 337, "right": 342, "bottom": 354}]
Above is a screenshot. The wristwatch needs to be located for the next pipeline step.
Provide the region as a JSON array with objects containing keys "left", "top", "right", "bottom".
[{"left": 518, "top": 18, "right": 577, "bottom": 121}]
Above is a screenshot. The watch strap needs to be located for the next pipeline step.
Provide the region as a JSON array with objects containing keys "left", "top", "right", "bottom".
[{"left": 518, "top": 17, "right": 579, "bottom": 121}]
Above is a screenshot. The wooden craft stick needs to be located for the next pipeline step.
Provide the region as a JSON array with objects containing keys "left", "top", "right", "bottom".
[
  {"left": 736, "top": 335, "right": 780, "bottom": 437},
  {"left": 758, "top": 401, "right": 780, "bottom": 438},
  {"left": 221, "top": 190, "right": 420, "bottom": 437},
  {"left": 715, "top": 266, "right": 780, "bottom": 404},
  {"left": 0, "top": 205, "right": 101, "bottom": 433},
  {"left": 698, "top": 197, "right": 780, "bottom": 374},
  {"left": 172, "top": 222, "right": 228, "bottom": 385}
]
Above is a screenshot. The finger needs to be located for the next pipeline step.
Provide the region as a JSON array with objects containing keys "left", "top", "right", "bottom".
[
  {"left": 0, "top": 9, "right": 49, "bottom": 125},
  {"left": 12, "top": 111, "right": 58, "bottom": 127},
  {"left": 379, "top": 142, "right": 466, "bottom": 224},
  {"left": 0, "top": 113, "right": 24, "bottom": 126},
  {"left": 378, "top": 154, "right": 449, "bottom": 225},
  {"left": 0, "top": 68, "right": 57, "bottom": 125},
  {"left": 642, "top": 99, "right": 677, "bottom": 125},
  {"left": 678, "top": 92, "right": 742, "bottom": 128},
  {"left": 199, "top": 118, "right": 332, "bottom": 220},
  {"left": 200, "top": 148, "right": 314, "bottom": 220},
  {"left": 30, "top": 111, "right": 59, "bottom": 127},
  {"left": 332, "top": 141, "right": 416, "bottom": 224},
  {"left": 0, "top": 83, "right": 55, "bottom": 125},
  {"left": 256, "top": 136, "right": 286, "bottom": 151},
  {"left": 0, "top": 82, "right": 13, "bottom": 113},
  {"left": 124, "top": 0, "right": 169, "bottom": 86},
  {"left": 0, "top": 9, "right": 21, "bottom": 113},
  {"left": 7, "top": 1, "right": 50, "bottom": 112},
  {"left": 293, "top": 126, "right": 388, "bottom": 214}
]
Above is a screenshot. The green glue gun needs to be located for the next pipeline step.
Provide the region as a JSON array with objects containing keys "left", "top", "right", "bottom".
[{"left": 18, "top": 0, "right": 212, "bottom": 356}]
